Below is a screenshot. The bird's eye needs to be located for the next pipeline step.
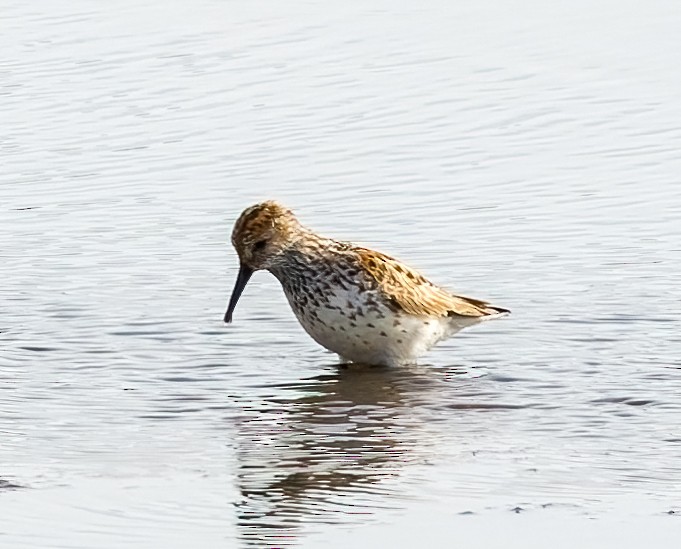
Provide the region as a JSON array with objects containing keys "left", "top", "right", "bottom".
[{"left": 253, "top": 239, "right": 267, "bottom": 252}]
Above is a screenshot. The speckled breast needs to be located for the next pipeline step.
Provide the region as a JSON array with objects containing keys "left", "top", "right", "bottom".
[{"left": 281, "top": 280, "right": 447, "bottom": 366}]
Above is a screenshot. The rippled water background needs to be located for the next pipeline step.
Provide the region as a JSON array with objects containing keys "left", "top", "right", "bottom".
[{"left": 2, "top": 0, "right": 681, "bottom": 547}]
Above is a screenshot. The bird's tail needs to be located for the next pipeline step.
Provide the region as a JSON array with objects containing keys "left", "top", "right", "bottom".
[{"left": 455, "top": 294, "right": 510, "bottom": 317}]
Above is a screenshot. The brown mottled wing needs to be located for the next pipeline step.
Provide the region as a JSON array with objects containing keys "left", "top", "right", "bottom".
[{"left": 354, "top": 248, "right": 508, "bottom": 318}]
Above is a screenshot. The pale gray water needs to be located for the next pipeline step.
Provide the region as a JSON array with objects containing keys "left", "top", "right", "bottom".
[{"left": 2, "top": 0, "right": 681, "bottom": 547}]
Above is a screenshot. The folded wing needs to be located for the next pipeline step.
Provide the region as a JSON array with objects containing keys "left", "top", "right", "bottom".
[{"left": 355, "top": 248, "right": 509, "bottom": 318}]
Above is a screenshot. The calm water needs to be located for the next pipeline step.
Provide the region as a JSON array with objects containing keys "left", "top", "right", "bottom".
[{"left": 2, "top": 0, "right": 681, "bottom": 547}]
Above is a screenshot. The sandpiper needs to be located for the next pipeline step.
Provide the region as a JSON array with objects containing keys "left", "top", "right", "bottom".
[{"left": 225, "top": 201, "right": 509, "bottom": 366}]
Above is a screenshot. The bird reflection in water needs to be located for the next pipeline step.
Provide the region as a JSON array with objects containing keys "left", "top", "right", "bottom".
[{"left": 233, "top": 363, "right": 469, "bottom": 547}]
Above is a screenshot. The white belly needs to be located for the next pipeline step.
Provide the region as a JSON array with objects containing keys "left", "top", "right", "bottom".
[{"left": 284, "top": 285, "right": 451, "bottom": 366}]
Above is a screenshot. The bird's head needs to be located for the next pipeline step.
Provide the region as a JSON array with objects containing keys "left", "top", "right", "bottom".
[{"left": 225, "top": 201, "right": 301, "bottom": 323}]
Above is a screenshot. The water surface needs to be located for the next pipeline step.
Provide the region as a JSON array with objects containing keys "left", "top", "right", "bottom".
[{"left": 2, "top": 0, "right": 681, "bottom": 547}]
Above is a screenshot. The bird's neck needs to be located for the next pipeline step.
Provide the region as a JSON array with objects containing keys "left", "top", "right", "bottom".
[{"left": 268, "top": 234, "right": 345, "bottom": 287}]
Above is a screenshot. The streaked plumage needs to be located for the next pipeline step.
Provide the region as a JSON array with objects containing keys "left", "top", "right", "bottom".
[{"left": 225, "top": 201, "right": 509, "bottom": 366}]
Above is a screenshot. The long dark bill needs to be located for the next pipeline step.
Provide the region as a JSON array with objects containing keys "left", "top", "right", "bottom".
[{"left": 224, "top": 264, "right": 254, "bottom": 323}]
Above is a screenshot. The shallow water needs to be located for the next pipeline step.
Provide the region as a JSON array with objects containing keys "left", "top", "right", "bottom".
[{"left": 2, "top": 0, "right": 681, "bottom": 547}]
